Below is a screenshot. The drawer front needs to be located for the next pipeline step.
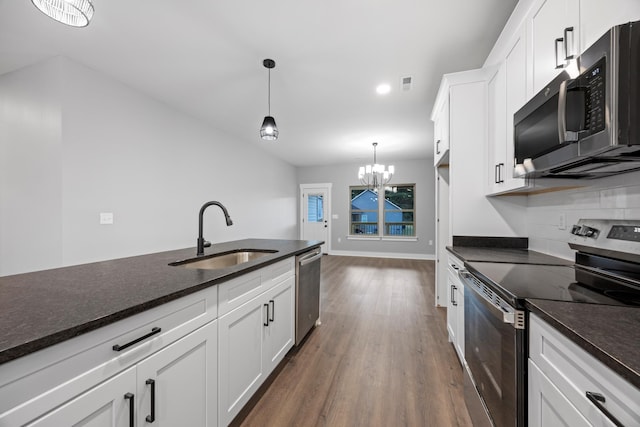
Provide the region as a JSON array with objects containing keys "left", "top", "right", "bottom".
[
  {"left": 447, "top": 254, "right": 464, "bottom": 277},
  {"left": 261, "top": 258, "right": 295, "bottom": 291},
  {"left": 0, "top": 285, "right": 217, "bottom": 421},
  {"left": 529, "top": 314, "right": 640, "bottom": 426},
  {"left": 217, "top": 269, "right": 263, "bottom": 316}
]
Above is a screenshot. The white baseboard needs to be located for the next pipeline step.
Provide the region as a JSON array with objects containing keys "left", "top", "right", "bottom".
[{"left": 328, "top": 250, "right": 435, "bottom": 260}]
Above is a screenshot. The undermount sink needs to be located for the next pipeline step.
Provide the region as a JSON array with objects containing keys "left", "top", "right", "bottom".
[{"left": 170, "top": 249, "right": 277, "bottom": 270}]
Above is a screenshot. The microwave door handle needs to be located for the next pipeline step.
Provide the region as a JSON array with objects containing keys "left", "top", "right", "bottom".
[{"left": 558, "top": 79, "right": 579, "bottom": 143}]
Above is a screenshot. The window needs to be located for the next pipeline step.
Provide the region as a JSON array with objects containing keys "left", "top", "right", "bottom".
[
  {"left": 349, "top": 184, "right": 415, "bottom": 237},
  {"left": 307, "top": 194, "right": 324, "bottom": 223},
  {"left": 384, "top": 185, "right": 415, "bottom": 236}
]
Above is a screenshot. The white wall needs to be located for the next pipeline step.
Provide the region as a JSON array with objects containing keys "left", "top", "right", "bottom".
[
  {"left": 297, "top": 159, "right": 435, "bottom": 259},
  {"left": 526, "top": 170, "right": 640, "bottom": 260},
  {"left": 0, "top": 57, "right": 298, "bottom": 276}
]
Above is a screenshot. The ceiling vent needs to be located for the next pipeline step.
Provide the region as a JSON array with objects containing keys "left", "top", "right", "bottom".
[{"left": 401, "top": 76, "right": 412, "bottom": 91}]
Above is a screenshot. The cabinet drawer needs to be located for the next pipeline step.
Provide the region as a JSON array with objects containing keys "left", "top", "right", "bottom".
[
  {"left": 529, "top": 314, "right": 640, "bottom": 426},
  {"left": 0, "top": 285, "right": 217, "bottom": 423},
  {"left": 217, "top": 269, "right": 263, "bottom": 316},
  {"left": 261, "top": 258, "right": 295, "bottom": 291},
  {"left": 217, "top": 258, "right": 294, "bottom": 316}
]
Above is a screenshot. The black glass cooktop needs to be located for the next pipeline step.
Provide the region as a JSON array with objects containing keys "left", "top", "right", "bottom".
[{"left": 465, "top": 262, "right": 638, "bottom": 307}]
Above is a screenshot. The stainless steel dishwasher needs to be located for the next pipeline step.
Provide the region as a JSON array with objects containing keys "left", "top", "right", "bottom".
[{"left": 295, "top": 248, "right": 322, "bottom": 345}]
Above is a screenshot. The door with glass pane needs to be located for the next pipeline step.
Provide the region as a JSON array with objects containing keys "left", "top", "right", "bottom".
[{"left": 301, "top": 185, "right": 330, "bottom": 253}]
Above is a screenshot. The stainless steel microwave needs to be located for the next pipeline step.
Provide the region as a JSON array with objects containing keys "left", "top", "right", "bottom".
[{"left": 514, "top": 20, "right": 640, "bottom": 178}]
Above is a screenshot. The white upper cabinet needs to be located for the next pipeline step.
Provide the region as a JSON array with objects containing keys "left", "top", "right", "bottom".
[
  {"left": 528, "top": 0, "right": 580, "bottom": 95},
  {"left": 486, "top": 25, "right": 528, "bottom": 195},
  {"left": 432, "top": 95, "right": 450, "bottom": 167},
  {"left": 487, "top": 64, "right": 507, "bottom": 195},
  {"left": 580, "top": 0, "right": 640, "bottom": 51}
]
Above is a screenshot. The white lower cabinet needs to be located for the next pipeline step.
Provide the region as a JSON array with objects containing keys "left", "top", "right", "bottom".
[
  {"left": 263, "top": 276, "right": 295, "bottom": 373},
  {"left": 136, "top": 321, "right": 218, "bottom": 427},
  {"left": 446, "top": 254, "right": 465, "bottom": 363},
  {"left": 218, "top": 293, "right": 267, "bottom": 426},
  {"left": 27, "top": 367, "right": 137, "bottom": 427},
  {"left": 218, "top": 275, "right": 294, "bottom": 426},
  {"left": 25, "top": 321, "right": 218, "bottom": 427},
  {"left": 528, "top": 360, "right": 590, "bottom": 427},
  {"left": 529, "top": 314, "right": 640, "bottom": 427}
]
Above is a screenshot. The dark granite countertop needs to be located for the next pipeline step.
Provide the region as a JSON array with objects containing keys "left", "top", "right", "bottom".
[
  {"left": 0, "top": 239, "right": 322, "bottom": 365},
  {"left": 526, "top": 299, "right": 640, "bottom": 390},
  {"left": 447, "top": 246, "right": 573, "bottom": 265}
]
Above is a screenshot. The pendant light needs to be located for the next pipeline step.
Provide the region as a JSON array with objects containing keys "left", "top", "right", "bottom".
[
  {"left": 260, "top": 59, "right": 279, "bottom": 140},
  {"left": 31, "top": 0, "right": 94, "bottom": 27}
]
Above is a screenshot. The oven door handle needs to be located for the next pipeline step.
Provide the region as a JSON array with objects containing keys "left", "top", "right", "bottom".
[{"left": 459, "top": 270, "right": 525, "bottom": 329}]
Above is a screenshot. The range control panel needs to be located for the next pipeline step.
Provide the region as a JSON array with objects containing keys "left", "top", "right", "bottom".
[
  {"left": 608, "top": 225, "right": 640, "bottom": 242},
  {"left": 569, "top": 219, "right": 640, "bottom": 256}
]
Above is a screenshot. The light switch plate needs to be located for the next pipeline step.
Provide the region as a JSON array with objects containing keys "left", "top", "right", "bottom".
[
  {"left": 100, "top": 212, "right": 114, "bottom": 225},
  {"left": 558, "top": 213, "right": 566, "bottom": 230}
]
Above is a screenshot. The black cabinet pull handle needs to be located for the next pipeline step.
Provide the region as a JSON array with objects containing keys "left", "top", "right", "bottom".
[
  {"left": 436, "top": 139, "right": 441, "bottom": 154},
  {"left": 124, "top": 393, "right": 134, "bottom": 427},
  {"left": 450, "top": 285, "right": 457, "bottom": 306},
  {"left": 499, "top": 163, "right": 505, "bottom": 183},
  {"left": 563, "top": 27, "right": 575, "bottom": 60},
  {"left": 113, "top": 327, "right": 162, "bottom": 352},
  {"left": 269, "top": 300, "right": 275, "bottom": 322},
  {"left": 585, "top": 391, "right": 625, "bottom": 427},
  {"left": 146, "top": 379, "right": 156, "bottom": 423},
  {"left": 555, "top": 37, "right": 565, "bottom": 69},
  {"left": 264, "top": 303, "right": 270, "bottom": 326}
]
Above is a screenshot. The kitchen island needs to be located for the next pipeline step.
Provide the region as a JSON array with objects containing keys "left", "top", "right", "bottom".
[{"left": 0, "top": 238, "right": 322, "bottom": 426}]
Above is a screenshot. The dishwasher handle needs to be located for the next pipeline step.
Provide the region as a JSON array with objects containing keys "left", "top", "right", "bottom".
[{"left": 299, "top": 250, "right": 322, "bottom": 266}]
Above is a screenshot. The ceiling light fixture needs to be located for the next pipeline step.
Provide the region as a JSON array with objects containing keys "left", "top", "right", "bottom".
[
  {"left": 358, "top": 142, "right": 394, "bottom": 190},
  {"left": 260, "top": 58, "right": 279, "bottom": 140},
  {"left": 31, "top": 0, "right": 94, "bottom": 27}
]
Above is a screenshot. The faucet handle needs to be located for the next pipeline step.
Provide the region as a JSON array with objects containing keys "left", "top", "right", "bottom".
[{"left": 204, "top": 241, "right": 211, "bottom": 248}]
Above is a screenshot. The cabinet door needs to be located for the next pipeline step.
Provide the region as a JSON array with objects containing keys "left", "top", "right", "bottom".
[
  {"left": 27, "top": 367, "right": 136, "bottom": 427},
  {"left": 136, "top": 321, "right": 218, "bottom": 427},
  {"left": 433, "top": 96, "right": 450, "bottom": 166},
  {"left": 454, "top": 284, "right": 464, "bottom": 361},
  {"left": 487, "top": 64, "right": 507, "bottom": 194},
  {"left": 529, "top": 0, "right": 580, "bottom": 94},
  {"left": 446, "top": 275, "right": 458, "bottom": 345},
  {"left": 218, "top": 296, "right": 266, "bottom": 426},
  {"left": 263, "top": 276, "right": 295, "bottom": 373},
  {"left": 528, "top": 360, "right": 590, "bottom": 427},
  {"left": 504, "top": 26, "right": 527, "bottom": 188},
  {"left": 580, "top": 0, "right": 640, "bottom": 51}
]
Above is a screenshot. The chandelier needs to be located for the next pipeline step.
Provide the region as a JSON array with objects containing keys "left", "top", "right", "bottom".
[
  {"left": 31, "top": 0, "right": 94, "bottom": 27},
  {"left": 358, "top": 142, "right": 394, "bottom": 190}
]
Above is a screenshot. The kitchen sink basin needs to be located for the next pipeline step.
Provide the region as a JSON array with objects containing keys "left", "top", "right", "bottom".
[{"left": 170, "top": 249, "right": 277, "bottom": 270}]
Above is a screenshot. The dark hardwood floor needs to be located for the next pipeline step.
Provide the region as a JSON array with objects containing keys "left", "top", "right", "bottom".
[{"left": 237, "top": 255, "right": 472, "bottom": 427}]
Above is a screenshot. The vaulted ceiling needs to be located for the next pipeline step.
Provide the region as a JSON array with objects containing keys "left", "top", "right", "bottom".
[{"left": 0, "top": 0, "right": 518, "bottom": 166}]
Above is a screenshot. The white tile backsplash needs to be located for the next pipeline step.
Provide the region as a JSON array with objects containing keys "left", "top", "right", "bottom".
[{"left": 526, "top": 170, "right": 640, "bottom": 259}]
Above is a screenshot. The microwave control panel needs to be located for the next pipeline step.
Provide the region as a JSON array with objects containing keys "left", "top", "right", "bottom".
[{"left": 581, "top": 57, "right": 606, "bottom": 135}]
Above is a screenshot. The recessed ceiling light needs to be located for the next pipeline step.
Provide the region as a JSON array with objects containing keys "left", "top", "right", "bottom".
[{"left": 376, "top": 84, "right": 391, "bottom": 95}]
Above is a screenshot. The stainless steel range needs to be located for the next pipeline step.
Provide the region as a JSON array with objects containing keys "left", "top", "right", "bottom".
[{"left": 457, "top": 219, "right": 640, "bottom": 427}]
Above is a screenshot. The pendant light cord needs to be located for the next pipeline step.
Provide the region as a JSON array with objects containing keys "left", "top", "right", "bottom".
[{"left": 268, "top": 68, "right": 271, "bottom": 116}]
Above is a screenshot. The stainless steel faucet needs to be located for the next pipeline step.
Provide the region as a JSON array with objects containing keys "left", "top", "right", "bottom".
[{"left": 197, "top": 201, "right": 233, "bottom": 256}]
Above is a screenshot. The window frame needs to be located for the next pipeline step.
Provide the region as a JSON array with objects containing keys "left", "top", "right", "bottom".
[{"left": 348, "top": 183, "right": 416, "bottom": 240}]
